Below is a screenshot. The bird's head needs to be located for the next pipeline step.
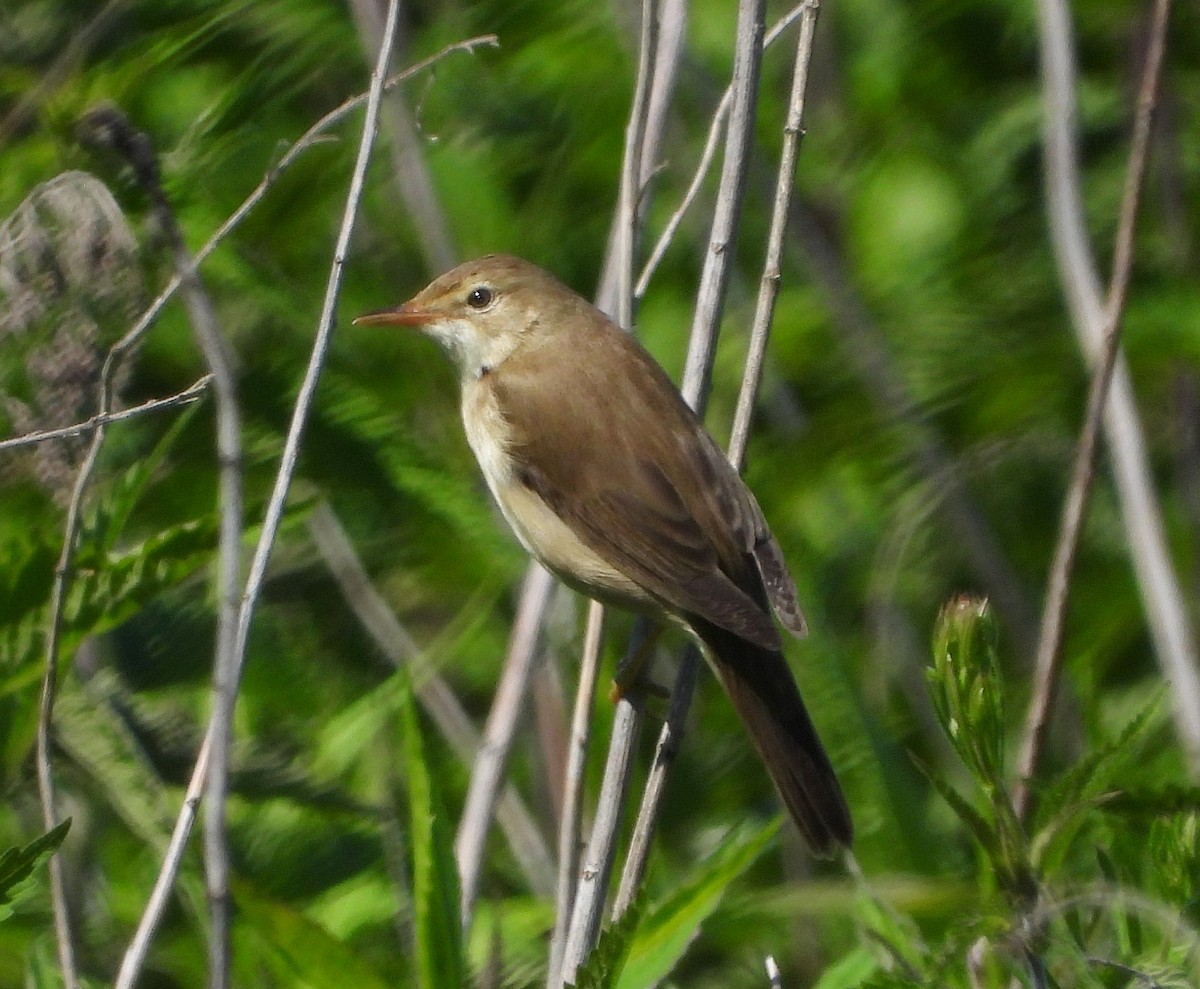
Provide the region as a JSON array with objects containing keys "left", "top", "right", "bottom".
[{"left": 354, "top": 254, "right": 570, "bottom": 380}]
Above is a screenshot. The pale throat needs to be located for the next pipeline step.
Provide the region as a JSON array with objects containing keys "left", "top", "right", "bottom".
[{"left": 428, "top": 316, "right": 521, "bottom": 382}]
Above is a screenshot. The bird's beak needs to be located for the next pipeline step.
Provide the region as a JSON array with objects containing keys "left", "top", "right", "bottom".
[{"left": 352, "top": 302, "right": 437, "bottom": 328}]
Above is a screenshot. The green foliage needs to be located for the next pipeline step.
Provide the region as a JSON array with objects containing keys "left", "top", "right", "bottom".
[
  {"left": 924, "top": 597, "right": 1034, "bottom": 906},
  {"left": 571, "top": 898, "right": 643, "bottom": 989},
  {"left": 863, "top": 597, "right": 1200, "bottom": 988},
  {"left": 0, "top": 821, "right": 69, "bottom": 924},
  {"left": 617, "top": 820, "right": 778, "bottom": 988},
  {"left": 234, "top": 884, "right": 395, "bottom": 989},
  {"left": 399, "top": 671, "right": 465, "bottom": 989}
]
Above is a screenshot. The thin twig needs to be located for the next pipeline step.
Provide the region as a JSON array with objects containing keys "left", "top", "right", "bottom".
[
  {"left": 614, "top": 0, "right": 818, "bottom": 920},
  {"left": 558, "top": 687, "right": 645, "bottom": 983},
  {"left": 613, "top": 0, "right": 657, "bottom": 328},
  {"left": 79, "top": 104, "right": 247, "bottom": 989},
  {"left": 35, "top": 422, "right": 100, "bottom": 989},
  {"left": 547, "top": 600, "right": 606, "bottom": 989},
  {"left": 87, "top": 35, "right": 497, "bottom": 375},
  {"left": 1034, "top": 0, "right": 1200, "bottom": 768},
  {"left": 729, "top": 2, "right": 819, "bottom": 469},
  {"left": 114, "top": 6, "right": 410, "bottom": 984},
  {"left": 0, "top": 376, "right": 212, "bottom": 452},
  {"left": 680, "top": 0, "right": 766, "bottom": 414},
  {"left": 635, "top": 2, "right": 810, "bottom": 301},
  {"left": 1014, "top": 0, "right": 1176, "bottom": 822},
  {"left": 115, "top": 733, "right": 212, "bottom": 989},
  {"left": 456, "top": 564, "right": 556, "bottom": 927},
  {"left": 612, "top": 643, "right": 701, "bottom": 917},
  {"left": 597, "top": 0, "right": 684, "bottom": 308},
  {"left": 345, "top": 0, "right": 459, "bottom": 272},
  {"left": 635, "top": 86, "right": 729, "bottom": 302}
]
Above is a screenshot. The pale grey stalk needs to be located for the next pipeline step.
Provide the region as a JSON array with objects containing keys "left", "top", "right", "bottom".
[
  {"left": 614, "top": 0, "right": 657, "bottom": 327},
  {"left": 167, "top": 182, "right": 243, "bottom": 989},
  {"left": 114, "top": 6, "right": 405, "bottom": 985},
  {"left": 546, "top": 600, "right": 606, "bottom": 988},
  {"left": 456, "top": 564, "right": 556, "bottom": 927},
  {"left": 638, "top": 0, "right": 687, "bottom": 194},
  {"left": 0, "top": 375, "right": 211, "bottom": 452},
  {"left": 36, "top": 428, "right": 101, "bottom": 989},
  {"left": 729, "top": 2, "right": 819, "bottom": 468},
  {"left": 635, "top": 2, "right": 809, "bottom": 301},
  {"left": 1015, "top": 0, "right": 1176, "bottom": 820},
  {"left": 596, "top": 0, "right": 682, "bottom": 314},
  {"left": 1034, "top": 0, "right": 1200, "bottom": 768},
  {"left": 611, "top": 644, "right": 702, "bottom": 917},
  {"left": 346, "top": 0, "right": 458, "bottom": 272},
  {"left": 558, "top": 690, "right": 645, "bottom": 984},
  {"left": 680, "top": 0, "right": 765, "bottom": 414},
  {"left": 115, "top": 732, "right": 212, "bottom": 989},
  {"left": 307, "top": 504, "right": 555, "bottom": 894},
  {"left": 636, "top": 86, "right": 730, "bottom": 303}
]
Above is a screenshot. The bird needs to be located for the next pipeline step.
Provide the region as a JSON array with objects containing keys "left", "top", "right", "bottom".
[{"left": 355, "top": 254, "right": 852, "bottom": 854}]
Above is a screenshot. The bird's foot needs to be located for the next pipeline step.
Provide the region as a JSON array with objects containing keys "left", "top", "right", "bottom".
[{"left": 609, "top": 621, "right": 664, "bottom": 702}]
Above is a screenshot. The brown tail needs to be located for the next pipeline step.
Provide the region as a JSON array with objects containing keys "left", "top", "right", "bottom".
[{"left": 697, "top": 621, "right": 853, "bottom": 855}]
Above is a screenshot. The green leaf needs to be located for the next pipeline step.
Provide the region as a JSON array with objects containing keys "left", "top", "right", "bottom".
[
  {"left": 90, "top": 400, "right": 202, "bottom": 547},
  {"left": 234, "top": 883, "right": 394, "bottom": 989},
  {"left": 0, "top": 820, "right": 70, "bottom": 923},
  {"left": 572, "top": 897, "right": 643, "bottom": 989},
  {"left": 811, "top": 945, "right": 881, "bottom": 989},
  {"left": 615, "top": 819, "right": 778, "bottom": 989},
  {"left": 912, "top": 757, "right": 998, "bottom": 863},
  {"left": 1031, "top": 690, "right": 1164, "bottom": 873},
  {"left": 399, "top": 669, "right": 465, "bottom": 989}
]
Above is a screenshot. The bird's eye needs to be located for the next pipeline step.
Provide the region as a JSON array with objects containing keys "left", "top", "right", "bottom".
[{"left": 466, "top": 286, "right": 493, "bottom": 309}]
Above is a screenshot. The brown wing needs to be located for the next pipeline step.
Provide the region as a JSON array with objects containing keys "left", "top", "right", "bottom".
[
  {"left": 690, "top": 428, "right": 807, "bottom": 638},
  {"left": 494, "top": 317, "right": 801, "bottom": 646},
  {"left": 518, "top": 453, "right": 781, "bottom": 649}
]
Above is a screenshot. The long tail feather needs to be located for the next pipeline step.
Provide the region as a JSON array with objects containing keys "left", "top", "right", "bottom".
[{"left": 698, "top": 621, "right": 853, "bottom": 855}]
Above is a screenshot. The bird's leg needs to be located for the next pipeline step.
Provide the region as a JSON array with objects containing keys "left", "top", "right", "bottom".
[{"left": 609, "top": 620, "right": 668, "bottom": 703}]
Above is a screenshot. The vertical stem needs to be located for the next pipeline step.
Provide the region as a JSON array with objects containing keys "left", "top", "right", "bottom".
[
  {"left": 455, "top": 564, "right": 555, "bottom": 927},
  {"left": 1035, "top": 0, "right": 1200, "bottom": 769},
  {"left": 1016, "top": 0, "right": 1178, "bottom": 819},
  {"left": 547, "top": 601, "right": 606, "bottom": 988}
]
